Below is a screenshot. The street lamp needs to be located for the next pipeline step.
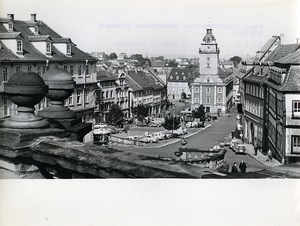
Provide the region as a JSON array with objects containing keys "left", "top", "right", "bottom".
[{"left": 172, "top": 104, "right": 176, "bottom": 135}]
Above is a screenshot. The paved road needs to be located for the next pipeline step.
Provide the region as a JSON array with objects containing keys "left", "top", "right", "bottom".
[{"left": 117, "top": 111, "right": 266, "bottom": 173}]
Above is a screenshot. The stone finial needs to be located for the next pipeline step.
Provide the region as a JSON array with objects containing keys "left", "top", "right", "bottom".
[
  {"left": 38, "top": 67, "right": 76, "bottom": 120},
  {"left": 3, "top": 71, "right": 49, "bottom": 129}
]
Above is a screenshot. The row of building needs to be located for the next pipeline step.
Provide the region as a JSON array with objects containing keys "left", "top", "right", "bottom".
[
  {"left": 0, "top": 14, "right": 167, "bottom": 124},
  {"left": 238, "top": 36, "right": 300, "bottom": 164}
]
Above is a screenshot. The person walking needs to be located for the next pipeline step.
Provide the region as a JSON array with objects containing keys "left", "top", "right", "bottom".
[
  {"left": 239, "top": 161, "right": 247, "bottom": 173},
  {"left": 267, "top": 149, "right": 273, "bottom": 161},
  {"left": 231, "top": 162, "right": 239, "bottom": 174}
]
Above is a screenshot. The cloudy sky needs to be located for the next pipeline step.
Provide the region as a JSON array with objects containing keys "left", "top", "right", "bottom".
[{"left": 0, "top": 0, "right": 299, "bottom": 59}]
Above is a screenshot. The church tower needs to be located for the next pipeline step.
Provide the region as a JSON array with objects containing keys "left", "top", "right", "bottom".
[{"left": 199, "top": 28, "right": 219, "bottom": 75}]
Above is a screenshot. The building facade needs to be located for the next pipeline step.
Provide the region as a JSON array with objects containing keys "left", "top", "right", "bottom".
[
  {"left": 0, "top": 14, "right": 98, "bottom": 123},
  {"left": 190, "top": 28, "right": 228, "bottom": 114}
]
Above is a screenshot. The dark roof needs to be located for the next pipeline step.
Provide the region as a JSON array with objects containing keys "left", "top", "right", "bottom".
[
  {"left": 244, "top": 72, "right": 268, "bottom": 84},
  {"left": 127, "top": 70, "right": 165, "bottom": 90},
  {"left": 0, "top": 32, "right": 21, "bottom": 39},
  {"left": 97, "top": 69, "right": 117, "bottom": 82},
  {"left": 258, "top": 36, "right": 280, "bottom": 54},
  {"left": 167, "top": 68, "right": 196, "bottom": 82},
  {"left": 125, "top": 74, "right": 143, "bottom": 91},
  {"left": 274, "top": 49, "right": 300, "bottom": 65},
  {"left": 265, "top": 44, "right": 300, "bottom": 62},
  {"left": 28, "top": 35, "right": 51, "bottom": 42},
  {"left": 218, "top": 66, "right": 232, "bottom": 80},
  {"left": 0, "top": 18, "right": 96, "bottom": 63}
]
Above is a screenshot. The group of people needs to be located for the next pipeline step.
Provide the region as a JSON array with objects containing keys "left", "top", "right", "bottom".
[{"left": 231, "top": 161, "right": 247, "bottom": 174}]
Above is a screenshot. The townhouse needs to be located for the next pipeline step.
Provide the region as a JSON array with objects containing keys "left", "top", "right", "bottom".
[{"left": 0, "top": 14, "right": 98, "bottom": 123}]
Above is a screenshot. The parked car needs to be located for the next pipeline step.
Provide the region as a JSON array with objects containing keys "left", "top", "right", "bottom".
[
  {"left": 173, "top": 127, "right": 187, "bottom": 137},
  {"left": 151, "top": 132, "right": 165, "bottom": 140},
  {"left": 234, "top": 144, "right": 247, "bottom": 154},
  {"left": 162, "top": 131, "right": 173, "bottom": 139},
  {"left": 229, "top": 138, "right": 243, "bottom": 149},
  {"left": 148, "top": 118, "right": 165, "bottom": 127},
  {"left": 127, "top": 135, "right": 143, "bottom": 141},
  {"left": 139, "top": 134, "right": 159, "bottom": 143}
]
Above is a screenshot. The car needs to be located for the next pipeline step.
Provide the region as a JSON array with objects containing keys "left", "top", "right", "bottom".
[
  {"left": 151, "top": 132, "right": 165, "bottom": 140},
  {"left": 229, "top": 138, "right": 243, "bottom": 149},
  {"left": 148, "top": 118, "right": 165, "bottom": 127},
  {"left": 162, "top": 131, "right": 173, "bottom": 139},
  {"left": 234, "top": 144, "right": 247, "bottom": 154},
  {"left": 173, "top": 127, "right": 187, "bottom": 137},
  {"left": 139, "top": 134, "right": 159, "bottom": 143}
]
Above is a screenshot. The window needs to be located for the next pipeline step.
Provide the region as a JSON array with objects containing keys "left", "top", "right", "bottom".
[
  {"left": 27, "top": 66, "right": 32, "bottom": 72},
  {"left": 206, "top": 88, "right": 210, "bottom": 94},
  {"left": 34, "top": 26, "right": 38, "bottom": 35},
  {"left": 292, "top": 136, "right": 300, "bottom": 154},
  {"left": 206, "top": 98, "right": 210, "bottom": 104},
  {"left": 3, "top": 67, "right": 8, "bottom": 82},
  {"left": 217, "top": 98, "right": 222, "bottom": 104},
  {"left": 64, "top": 65, "right": 68, "bottom": 71},
  {"left": 66, "top": 44, "right": 71, "bottom": 55},
  {"left": 217, "top": 87, "right": 222, "bottom": 93},
  {"left": 17, "top": 40, "right": 23, "bottom": 52},
  {"left": 206, "top": 63, "right": 210, "bottom": 68},
  {"left": 46, "top": 42, "right": 51, "bottom": 54},
  {"left": 106, "top": 91, "right": 109, "bottom": 98},
  {"left": 70, "top": 65, "right": 74, "bottom": 75},
  {"left": 37, "top": 66, "right": 41, "bottom": 76},
  {"left": 78, "top": 65, "right": 82, "bottom": 76},
  {"left": 292, "top": 101, "right": 300, "bottom": 118},
  {"left": 207, "top": 77, "right": 210, "bottom": 83},
  {"left": 3, "top": 98, "right": 8, "bottom": 117},
  {"left": 207, "top": 57, "right": 210, "bottom": 61},
  {"left": 77, "top": 92, "right": 82, "bottom": 105},
  {"left": 110, "top": 90, "right": 113, "bottom": 98},
  {"left": 16, "top": 66, "right": 20, "bottom": 72},
  {"left": 69, "top": 95, "right": 74, "bottom": 106},
  {"left": 8, "top": 22, "right": 13, "bottom": 31},
  {"left": 195, "top": 98, "right": 199, "bottom": 103},
  {"left": 195, "top": 87, "right": 199, "bottom": 93}
]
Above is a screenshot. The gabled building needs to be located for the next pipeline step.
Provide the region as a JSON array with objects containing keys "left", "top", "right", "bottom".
[
  {"left": 190, "top": 28, "right": 229, "bottom": 114},
  {"left": 167, "top": 68, "right": 197, "bottom": 101},
  {"left": 0, "top": 14, "right": 98, "bottom": 122},
  {"left": 126, "top": 69, "right": 167, "bottom": 117}
]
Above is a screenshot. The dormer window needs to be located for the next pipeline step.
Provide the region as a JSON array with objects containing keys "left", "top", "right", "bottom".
[
  {"left": 16, "top": 40, "right": 23, "bottom": 53},
  {"left": 66, "top": 44, "right": 71, "bottom": 55},
  {"left": 34, "top": 26, "right": 38, "bottom": 35},
  {"left": 46, "top": 42, "right": 51, "bottom": 54},
  {"left": 8, "top": 22, "right": 13, "bottom": 31}
]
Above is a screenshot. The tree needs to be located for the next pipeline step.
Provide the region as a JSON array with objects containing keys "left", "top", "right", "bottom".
[
  {"left": 192, "top": 105, "right": 206, "bottom": 121},
  {"left": 229, "top": 56, "right": 242, "bottom": 68},
  {"left": 109, "top": 52, "right": 118, "bottom": 60},
  {"left": 162, "top": 116, "right": 181, "bottom": 131},
  {"left": 106, "top": 104, "right": 124, "bottom": 127},
  {"left": 133, "top": 104, "right": 150, "bottom": 120}
]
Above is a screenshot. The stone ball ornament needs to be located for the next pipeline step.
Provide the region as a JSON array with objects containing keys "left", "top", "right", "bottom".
[
  {"left": 3, "top": 71, "right": 49, "bottom": 129},
  {"left": 38, "top": 67, "right": 76, "bottom": 119}
]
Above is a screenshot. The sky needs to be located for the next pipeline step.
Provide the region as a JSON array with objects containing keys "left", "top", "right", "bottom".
[{"left": 0, "top": 0, "right": 300, "bottom": 59}]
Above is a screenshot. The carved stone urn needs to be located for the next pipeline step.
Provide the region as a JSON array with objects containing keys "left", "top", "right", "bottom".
[
  {"left": 3, "top": 71, "right": 49, "bottom": 129},
  {"left": 38, "top": 67, "right": 76, "bottom": 120}
]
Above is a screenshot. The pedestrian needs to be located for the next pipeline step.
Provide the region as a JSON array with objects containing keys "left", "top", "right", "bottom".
[
  {"left": 239, "top": 161, "right": 247, "bottom": 173},
  {"left": 231, "top": 162, "right": 238, "bottom": 174},
  {"left": 254, "top": 145, "right": 258, "bottom": 155},
  {"left": 267, "top": 149, "right": 273, "bottom": 161}
]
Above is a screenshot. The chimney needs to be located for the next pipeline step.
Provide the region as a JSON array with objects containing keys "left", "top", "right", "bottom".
[
  {"left": 31, "top": 14, "right": 37, "bottom": 22},
  {"left": 297, "top": 38, "right": 300, "bottom": 43},
  {"left": 7, "top": 14, "right": 14, "bottom": 20}
]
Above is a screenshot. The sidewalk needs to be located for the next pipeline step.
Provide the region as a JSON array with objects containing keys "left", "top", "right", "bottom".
[{"left": 245, "top": 143, "right": 300, "bottom": 177}]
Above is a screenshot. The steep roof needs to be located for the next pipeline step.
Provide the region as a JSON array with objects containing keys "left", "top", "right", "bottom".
[
  {"left": 125, "top": 74, "right": 143, "bottom": 91},
  {"left": 274, "top": 49, "right": 300, "bottom": 65},
  {"left": 167, "top": 68, "right": 197, "bottom": 82},
  {"left": 265, "top": 44, "right": 300, "bottom": 62},
  {"left": 97, "top": 69, "right": 117, "bottom": 82},
  {"left": 127, "top": 70, "right": 165, "bottom": 90},
  {"left": 264, "top": 66, "right": 300, "bottom": 92},
  {"left": 0, "top": 17, "right": 96, "bottom": 63}
]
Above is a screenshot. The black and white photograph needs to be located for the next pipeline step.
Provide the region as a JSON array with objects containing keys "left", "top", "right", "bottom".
[{"left": 0, "top": 0, "right": 300, "bottom": 225}]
